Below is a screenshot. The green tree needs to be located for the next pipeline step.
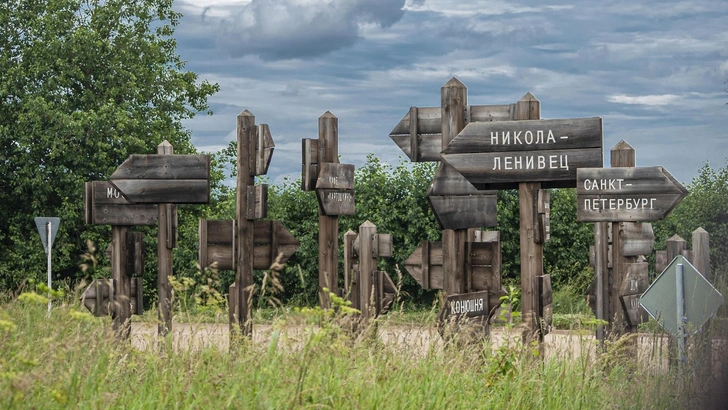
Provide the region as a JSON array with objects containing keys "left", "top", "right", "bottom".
[{"left": 0, "top": 0, "right": 218, "bottom": 290}]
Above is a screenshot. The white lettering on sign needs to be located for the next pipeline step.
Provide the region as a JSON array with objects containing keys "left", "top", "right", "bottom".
[
  {"left": 490, "top": 130, "right": 557, "bottom": 145},
  {"left": 450, "top": 297, "right": 485, "bottom": 315},
  {"left": 327, "top": 176, "right": 338, "bottom": 186},
  {"left": 583, "top": 179, "right": 625, "bottom": 191},
  {"left": 327, "top": 192, "right": 352, "bottom": 202},
  {"left": 106, "top": 187, "right": 121, "bottom": 199},
  {"left": 584, "top": 198, "right": 658, "bottom": 211},
  {"left": 630, "top": 279, "right": 638, "bottom": 292},
  {"left": 631, "top": 298, "right": 639, "bottom": 309},
  {"left": 492, "top": 155, "right": 569, "bottom": 171}
]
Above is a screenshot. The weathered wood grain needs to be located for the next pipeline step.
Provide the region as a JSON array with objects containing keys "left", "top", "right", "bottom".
[
  {"left": 389, "top": 104, "right": 515, "bottom": 136},
  {"left": 621, "top": 294, "right": 648, "bottom": 327},
  {"left": 317, "top": 189, "right": 355, "bottom": 216},
  {"left": 619, "top": 262, "right": 649, "bottom": 296},
  {"left": 428, "top": 194, "right": 497, "bottom": 230},
  {"left": 109, "top": 179, "right": 209, "bottom": 204},
  {"left": 692, "top": 227, "right": 710, "bottom": 281},
  {"left": 110, "top": 154, "right": 210, "bottom": 180},
  {"left": 254, "top": 124, "right": 275, "bottom": 176},
  {"left": 315, "top": 163, "right": 354, "bottom": 190},
  {"left": 301, "top": 138, "right": 319, "bottom": 191},
  {"left": 84, "top": 181, "right": 158, "bottom": 225},
  {"left": 620, "top": 222, "right": 654, "bottom": 256}
]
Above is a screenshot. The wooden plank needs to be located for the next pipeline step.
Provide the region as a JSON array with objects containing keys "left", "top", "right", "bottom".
[
  {"left": 428, "top": 162, "right": 485, "bottom": 196},
  {"left": 234, "top": 110, "right": 256, "bottom": 340},
  {"left": 655, "top": 250, "right": 668, "bottom": 273},
  {"left": 534, "top": 189, "right": 550, "bottom": 244},
  {"left": 666, "top": 234, "right": 686, "bottom": 261},
  {"left": 442, "top": 147, "right": 603, "bottom": 188},
  {"left": 428, "top": 194, "right": 497, "bottom": 230},
  {"left": 390, "top": 105, "right": 515, "bottom": 136},
  {"left": 692, "top": 227, "right": 710, "bottom": 281},
  {"left": 156, "top": 142, "right": 173, "bottom": 337},
  {"left": 610, "top": 140, "right": 635, "bottom": 336},
  {"left": 359, "top": 221, "right": 376, "bottom": 319},
  {"left": 318, "top": 111, "right": 340, "bottom": 306},
  {"left": 317, "top": 189, "right": 355, "bottom": 216},
  {"left": 619, "top": 262, "right": 649, "bottom": 296},
  {"left": 620, "top": 222, "right": 654, "bottom": 256},
  {"left": 126, "top": 231, "right": 145, "bottom": 276},
  {"left": 254, "top": 124, "right": 275, "bottom": 176},
  {"left": 315, "top": 163, "right": 354, "bottom": 190},
  {"left": 441, "top": 290, "right": 491, "bottom": 319},
  {"left": 536, "top": 274, "right": 553, "bottom": 333},
  {"left": 301, "top": 138, "right": 319, "bottom": 191},
  {"left": 404, "top": 241, "right": 444, "bottom": 290},
  {"left": 205, "top": 219, "right": 235, "bottom": 244},
  {"left": 343, "top": 230, "right": 358, "bottom": 309},
  {"left": 621, "top": 294, "right": 648, "bottom": 327},
  {"left": 516, "top": 91, "right": 543, "bottom": 343},
  {"left": 375, "top": 233, "right": 393, "bottom": 258},
  {"left": 444, "top": 117, "right": 603, "bottom": 154},
  {"left": 131, "top": 277, "right": 143, "bottom": 316},
  {"left": 409, "top": 106, "right": 419, "bottom": 162},
  {"left": 109, "top": 179, "right": 210, "bottom": 204},
  {"left": 85, "top": 181, "right": 158, "bottom": 225},
  {"left": 165, "top": 203, "right": 177, "bottom": 249},
  {"left": 246, "top": 184, "right": 268, "bottom": 220},
  {"left": 110, "top": 154, "right": 210, "bottom": 180},
  {"left": 594, "top": 221, "right": 609, "bottom": 344},
  {"left": 111, "top": 225, "right": 131, "bottom": 340}
]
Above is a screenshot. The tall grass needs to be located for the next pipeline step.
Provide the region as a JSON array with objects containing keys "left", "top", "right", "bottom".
[{"left": 0, "top": 289, "right": 684, "bottom": 409}]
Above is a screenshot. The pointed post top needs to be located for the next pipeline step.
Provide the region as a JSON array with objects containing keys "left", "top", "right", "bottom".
[
  {"left": 519, "top": 92, "right": 539, "bottom": 102},
  {"left": 157, "top": 140, "right": 173, "bottom": 155},
  {"left": 320, "top": 111, "right": 337, "bottom": 119},
  {"left": 667, "top": 234, "right": 685, "bottom": 242},
  {"left": 443, "top": 77, "right": 466, "bottom": 89},
  {"left": 344, "top": 229, "right": 357, "bottom": 235},
  {"left": 693, "top": 227, "right": 708, "bottom": 235},
  {"left": 239, "top": 109, "right": 254, "bottom": 117},
  {"left": 612, "top": 140, "right": 634, "bottom": 151},
  {"left": 360, "top": 220, "right": 376, "bottom": 229}
]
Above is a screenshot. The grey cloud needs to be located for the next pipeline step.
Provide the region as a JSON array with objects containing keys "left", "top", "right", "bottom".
[{"left": 217, "top": 0, "right": 406, "bottom": 60}]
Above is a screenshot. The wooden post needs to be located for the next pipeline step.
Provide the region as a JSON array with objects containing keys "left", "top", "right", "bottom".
[
  {"left": 235, "top": 110, "right": 256, "bottom": 340},
  {"left": 441, "top": 78, "right": 468, "bottom": 296},
  {"left": 666, "top": 234, "right": 687, "bottom": 263},
  {"left": 692, "top": 227, "right": 710, "bottom": 281},
  {"left": 343, "top": 229, "right": 359, "bottom": 310},
  {"left": 516, "top": 92, "right": 542, "bottom": 342},
  {"left": 157, "top": 141, "right": 174, "bottom": 336},
  {"left": 594, "top": 221, "right": 609, "bottom": 345},
  {"left": 111, "top": 225, "right": 131, "bottom": 340},
  {"left": 359, "top": 221, "right": 377, "bottom": 319},
  {"left": 318, "top": 111, "right": 340, "bottom": 307},
  {"left": 609, "top": 140, "right": 636, "bottom": 336}
]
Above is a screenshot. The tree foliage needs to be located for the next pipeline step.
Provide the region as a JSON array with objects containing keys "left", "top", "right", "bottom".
[{"left": 0, "top": 0, "right": 218, "bottom": 290}]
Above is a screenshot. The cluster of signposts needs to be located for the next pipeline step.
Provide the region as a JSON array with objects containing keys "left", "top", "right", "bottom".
[{"left": 67, "top": 77, "right": 723, "bottom": 359}]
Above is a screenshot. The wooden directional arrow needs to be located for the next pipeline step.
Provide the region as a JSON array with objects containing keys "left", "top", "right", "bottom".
[
  {"left": 441, "top": 117, "right": 603, "bottom": 189},
  {"left": 315, "top": 163, "right": 355, "bottom": 216},
  {"left": 109, "top": 153, "right": 210, "bottom": 204},
  {"left": 84, "top": 181, "right": 158, "bottom": 225},
  {"left": 427, "top": 163, "right": 497, "bottom": 229},
  {"left": 254, "top": 124, "right": 275, "bottom": 176},
  {"left": 80, "top": 278, "right": 143, "bottom": 317},
  {"left": 576, "top": 166, "right": 688, "bottom": 222},
  {"left": 389, "top": 105, "right": 517, "bottom": 162},
  {"left": 198, "top": 219, "right": 300, "bottom": 270}
]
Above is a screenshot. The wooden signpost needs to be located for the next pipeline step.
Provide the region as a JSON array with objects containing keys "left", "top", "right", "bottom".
[
  {"left": 198, "top": 219, "right": 299, "bottom": 271},
  {"left": 302, "top": 111, "right": 356, "bottom": 308},
  {"left": 108, "top": 140, "right": 211, "bottom": 336},
  {"left": 577, "top": 166, "right": 687, "bottom": 222},
  {"left": 84, "top": 181, "right": 155, "bottom": 340},
  {"left": 343, "top": 221, "right": 396, "bottom": 320},
  {"left": 81, "top": 277, "right": 143, "bottom": 317},
  {"left": 441, "top": 117, "right": 603, "bottom": 190}
]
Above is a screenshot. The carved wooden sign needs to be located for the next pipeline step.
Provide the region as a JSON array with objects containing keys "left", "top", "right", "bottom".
[
  {"left": 109, "top": 154, "right": 210, "bottom": 204},
  {"left": 576, "top": 166, "right": 688, "bottom": 222},
  {"left": 254, "top": 124, "right": 275, "bottom": 176},
  {"left": 198, "top": 219, "right": 300, "bottom": 271},
  {"left": 84, "top": 181, "right": 158, "bottom": 225},
  {"left": 315, "top": 163, "right": 355, "bottom": 216},
  {"left": 440, "top": 290, "right": 491, "bottom": 319},
  {"left": 441, "top": 117, "right": 603, "bottom": 189}
]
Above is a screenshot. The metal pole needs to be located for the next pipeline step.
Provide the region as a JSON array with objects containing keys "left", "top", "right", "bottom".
[
  {"left": 46, "top": 221, "right": 52, "bottom": 312},
  {"left": 675, "top": 263, "right": 686, "bottom": 375}
]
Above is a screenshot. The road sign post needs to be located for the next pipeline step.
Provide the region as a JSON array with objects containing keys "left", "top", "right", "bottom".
[
  {"left": 640, "top": 255, "right": 724, "bottom": 373},
  {"left": 34, "top": 217, "right": 60, "bottom": 312}
]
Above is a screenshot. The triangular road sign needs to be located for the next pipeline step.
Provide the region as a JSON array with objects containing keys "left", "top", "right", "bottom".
[{"left": 34, "top": 217, "right": 60, "bottom": 253}]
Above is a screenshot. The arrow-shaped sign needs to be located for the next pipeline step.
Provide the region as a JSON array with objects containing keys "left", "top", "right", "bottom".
[
  {"left": 441, "top": 117, "right": 603, "bottom": 189},
  {"left": 199, "top": 219, "right": 300, "bottom": 270},
  {"left": 426, "top": 163, "right": 497, "bottom": 229},
  {"left": 109, "top": 154, "right": 210, "bottom": 204},
  {"left": 84, "top": 181, "right": 158, "bottom": 225},
  {"left": 254, "top": 124, "right": 275, "bottom": 176},
  {"left": 389, "top": 105, "right": 516, "bottom": 162},
  {"left": 576, "top": 166, "right": 688, "bottom": 222}
]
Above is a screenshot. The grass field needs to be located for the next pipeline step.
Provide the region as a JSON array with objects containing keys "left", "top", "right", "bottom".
[{"left": 0, "top": 288, "right": 695, "bottom": 410}]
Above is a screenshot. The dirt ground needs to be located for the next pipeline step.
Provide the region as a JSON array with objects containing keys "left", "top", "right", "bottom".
[{"left": 129, "top": 321, "right": 683, "bottom": 373}]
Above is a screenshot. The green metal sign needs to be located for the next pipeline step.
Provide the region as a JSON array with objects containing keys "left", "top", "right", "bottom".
[{"left": 640, "top": 255, "right": 723, "bottom": 337}]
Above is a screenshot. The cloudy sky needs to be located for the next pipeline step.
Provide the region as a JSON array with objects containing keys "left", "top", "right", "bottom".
[{"left": 173, "top": 0, "right": 728, "bottom": 186}]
